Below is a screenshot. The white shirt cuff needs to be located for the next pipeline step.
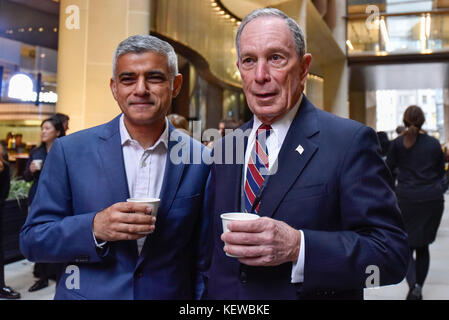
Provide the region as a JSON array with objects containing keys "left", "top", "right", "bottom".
[
  {"left": 291, "top": 230, "right": 305, "bottom": 283},
  {"left": 92, "top": 231, "right": 107, "bottom": 248}
]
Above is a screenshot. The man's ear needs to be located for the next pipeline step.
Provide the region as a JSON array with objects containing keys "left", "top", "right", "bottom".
[
  {"left": 300, "top": 54, "right": 312, "bottom": 85},
  {"left": 110, "top": 78, "right": 118, "bottom": 101},
  {"left": 172, "top": 74, "right": 183, "bottom": 98}
]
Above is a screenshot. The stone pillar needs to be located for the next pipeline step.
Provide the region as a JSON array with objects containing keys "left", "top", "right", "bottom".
[
  {"left": 365, "top": 91, "right": 377, "bottom": 130},
  {"left": 56, "top": 0, "right": 151, "bottom": 134},
  {"left": 323, "top": 61, "right": 349, "bottom": 118},
  {"left": 349, "top": 91, "right": 367, "bottom": 125}
]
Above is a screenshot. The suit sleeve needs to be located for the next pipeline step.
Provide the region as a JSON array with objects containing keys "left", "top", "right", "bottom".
[
  {"left": 302, "top": 126, "right": 409, "bottom": 291},
  {"left": 20, "top": 138, "right": 108, "bottom": 263}
]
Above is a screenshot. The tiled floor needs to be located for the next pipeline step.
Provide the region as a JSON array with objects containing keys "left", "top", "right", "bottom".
[{"left": 3, "top": 196, "right": 449, "bottom": 300}]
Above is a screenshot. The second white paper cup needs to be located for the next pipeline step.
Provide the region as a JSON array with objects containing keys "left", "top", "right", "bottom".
[{"left": 220, "top": 212, "right": 260, "bottom": 258}]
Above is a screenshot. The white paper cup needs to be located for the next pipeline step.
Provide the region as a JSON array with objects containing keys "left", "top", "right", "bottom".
[
  {"left": 32, "top": 159, "right": 43, "bottom": 170},
  {"left": 126, "top": 198, "right": 160, "bottom": 234},
  {"left": 220, "top": 212, "right": 260, "bottom": 258}
]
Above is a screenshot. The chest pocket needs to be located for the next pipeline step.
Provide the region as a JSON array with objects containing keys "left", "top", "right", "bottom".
[
  {"left": 170, "top": 193, "right": 201, "bottom": 210},
  {"left": 283, "top": 183, "right": 328, "bottom": 202}
]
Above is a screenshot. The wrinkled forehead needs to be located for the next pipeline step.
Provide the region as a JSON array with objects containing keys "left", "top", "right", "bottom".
[{"left": 239, "top": 17, "right": 295, "bottom": 52}]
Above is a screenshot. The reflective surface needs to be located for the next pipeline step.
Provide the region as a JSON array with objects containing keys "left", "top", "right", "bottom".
[
  {"left": 347, "top": 6, "right": 449, "bottom": 55},
  {"left": 152, "top": 0, "right": 241, "bottom": 87}
]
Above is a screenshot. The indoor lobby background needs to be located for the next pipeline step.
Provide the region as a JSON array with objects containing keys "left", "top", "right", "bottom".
[{"left": 1, "top": 0, "right": 449, "bottom": 300}]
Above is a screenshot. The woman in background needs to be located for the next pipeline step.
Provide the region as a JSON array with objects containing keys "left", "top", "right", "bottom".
[
  {"left": 0, "top": 144, "right": 21, "bottom": 299},
  {"left": 24, "top": 117, "right": 65, "bottom": 292},
  {"left": 387, "top": 105, "right": 446, "bottom": 300}
]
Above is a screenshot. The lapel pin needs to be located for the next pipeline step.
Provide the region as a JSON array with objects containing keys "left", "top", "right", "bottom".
[{"left": 296, "top": 144, "right": 304, "bottom": 155}]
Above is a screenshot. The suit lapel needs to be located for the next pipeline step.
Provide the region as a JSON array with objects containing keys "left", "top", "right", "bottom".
[
  {"left": 97, "top": 115, "right": 138, "bottom": 261},
  {"left": 258, "top": 97, "right": 320, "bottom": 218},
  {"left": 97, "top": 116, "right": 130, "bottom": 202},
  {"left": 156, "top": 123, "right": 186, "bottom": 216}
]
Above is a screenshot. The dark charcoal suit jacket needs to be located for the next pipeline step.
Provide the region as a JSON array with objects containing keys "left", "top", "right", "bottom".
[{"left": 205, "top": 96, "right": 409, "bottom": 300}]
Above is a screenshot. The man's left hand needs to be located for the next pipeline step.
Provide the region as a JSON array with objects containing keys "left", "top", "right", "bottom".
[{"left": 221, "top": 217, "right": 301, "bottom": 266}]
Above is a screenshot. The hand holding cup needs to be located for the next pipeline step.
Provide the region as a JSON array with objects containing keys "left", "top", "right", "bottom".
[{"left": 93, "top": 201, "right": 157, "bottom": 242}]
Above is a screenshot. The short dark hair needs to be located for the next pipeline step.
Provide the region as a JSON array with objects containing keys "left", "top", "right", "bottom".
[
  {"left": 42, "top": 117, "right": 66, "bottom": 138},
  {"left": 53, "top": 113, "right": 70, "bottom": 123}
]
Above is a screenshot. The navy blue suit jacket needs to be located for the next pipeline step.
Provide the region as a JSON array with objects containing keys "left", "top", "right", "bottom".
[
  {"left": 20, "top": 115, "right": 211, "bottom": 300},
  {"left": 205, "top": 97, "right": 409, "bottom": 300}
]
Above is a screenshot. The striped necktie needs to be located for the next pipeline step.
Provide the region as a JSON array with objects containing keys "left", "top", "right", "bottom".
[{"left": 244, "top": 124, "right": 272, "bottom": 213}]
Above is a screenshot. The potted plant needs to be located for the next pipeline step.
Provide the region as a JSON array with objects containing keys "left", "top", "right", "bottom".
[{"left": 2, "top": 179, "right": 32, "bottom": 263}]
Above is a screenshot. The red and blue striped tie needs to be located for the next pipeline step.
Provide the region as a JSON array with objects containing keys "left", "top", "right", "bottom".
[{"left": 244, "top": 124, "right": 272, "bottom": 213}]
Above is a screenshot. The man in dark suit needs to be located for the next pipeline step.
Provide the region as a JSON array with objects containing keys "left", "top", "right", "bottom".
[
  {"left": 205, "top": 8, "right": 409, "bottom": 300},
  {"left": 20, "top": 35, "right": 210, "bottom": 299}
]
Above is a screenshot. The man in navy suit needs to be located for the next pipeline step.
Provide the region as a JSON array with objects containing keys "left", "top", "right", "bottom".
[
  {"left": 205, "top": 8, "right": 409, "bottom": 300},
  {"left": 20, "top": 35, "right": 210, "bottom": 299}
]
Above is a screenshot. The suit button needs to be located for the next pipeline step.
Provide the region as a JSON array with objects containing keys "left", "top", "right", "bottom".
[{"left": 239, "top": 271, "right": 247, "bottom": 283}]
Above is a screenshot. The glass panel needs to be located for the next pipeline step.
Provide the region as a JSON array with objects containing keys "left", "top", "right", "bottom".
[
  {"left": 385, "top": 0, "right": 433, "bottom": 13},
  {"left": 347, "top": 12, "right": 449, "bottom": 55},
  {"left": 376, "top": 88, "right": 445, "bottom": 142}
]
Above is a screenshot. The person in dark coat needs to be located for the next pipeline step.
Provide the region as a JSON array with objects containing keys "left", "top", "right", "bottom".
[
  {"left": 0, "top": 144, "right": 21, "bottom": 299},
  {"left": 387, "top": 105, "right": 447, "bottom": 300},
  {"left": 23, "top": 117, "right": 65, "bottom": 292},
  {"left": 376, "top": 131, "right": 390, "bottom": 159}
]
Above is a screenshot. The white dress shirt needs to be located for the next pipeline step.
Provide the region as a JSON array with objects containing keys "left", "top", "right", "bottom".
[
  {"left": 242, "top": 95, "right": 305, "bottom": 283},
  {"left": 121, "top": 114, "right": 168, "bottom": 254}
]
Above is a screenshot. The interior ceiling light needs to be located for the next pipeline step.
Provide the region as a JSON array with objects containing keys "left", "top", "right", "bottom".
[
  {"left": 346, "top": 40, "right": 354, "bottom": 51},
  {"left": 210, "top": 0, "right": 242, "bottom": 26}
]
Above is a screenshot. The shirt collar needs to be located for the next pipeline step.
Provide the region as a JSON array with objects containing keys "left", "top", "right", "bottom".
[
  {"left": 252, "top": 94, "right": 303, "bottom": 147},
  {"left": 119, "top": 114, "right": 169, "bottom": 150}
]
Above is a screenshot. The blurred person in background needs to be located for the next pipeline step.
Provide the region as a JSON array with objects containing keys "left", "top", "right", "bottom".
[
  {"left": 14, "top": 134, "right": 26, "bottom": 154},
  {"left": 53, "top": 113, "right": 70, "bottom": 133},
  {"left": 0, "top": 144, "right": 21, "bottom": 299},
  {"left": 396, "top": 125, "right": 405, "bottom": 136},
  {"left": 23, "top": 117, "right": 65, "bottom": 292},
  {"left": 376, "top": 131, "right": 390, "bottom": 160},
  {"left": 206, "top": 118, "right": 242, "bottom": 148},
  {"left": 218, "top": 118, "right": 242, "bottom": 137},
  {"left": 167, "top": 113, "right": 191, "bottom": 136},
  {"left": 387, "top": 105, "right": 447, "bottom": 300}
]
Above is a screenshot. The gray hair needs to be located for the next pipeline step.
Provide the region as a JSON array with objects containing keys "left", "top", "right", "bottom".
[
  {"left": 235, "top": 8, "right": 306, "bottom": 61},
  {"left": 112, "top": 34, "right": 178, "bottom": 82}
]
